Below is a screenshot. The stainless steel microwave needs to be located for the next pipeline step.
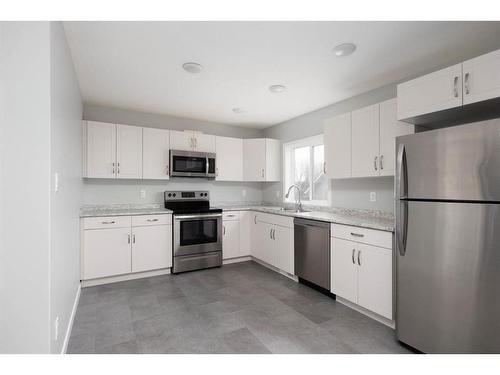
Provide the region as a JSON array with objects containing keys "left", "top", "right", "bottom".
[{"left": 169, "top": 150, "right": 216, "bottom": 178}]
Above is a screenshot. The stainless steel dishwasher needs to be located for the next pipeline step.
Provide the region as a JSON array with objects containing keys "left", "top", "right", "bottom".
[{"left": 294, "top": 218, "right": 331, "bottom": 293}]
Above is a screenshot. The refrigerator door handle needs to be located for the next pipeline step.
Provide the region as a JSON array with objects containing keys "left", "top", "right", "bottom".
[
  {"left": 396, "top": 200, "right": 409, "bottom": 256},
  {"left": 396, "top": 143, "right": 407, "bottom": 199}
]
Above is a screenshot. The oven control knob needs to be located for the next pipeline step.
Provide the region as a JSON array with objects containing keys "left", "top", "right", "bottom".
[
  {"left": 173, "top": 193, "right": 176, "bottom": 197},
  {"left": 167, "top": 193, "right": 172, "bottom": 197}
]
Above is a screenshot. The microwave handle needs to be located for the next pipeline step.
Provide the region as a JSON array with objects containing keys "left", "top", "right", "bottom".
[
  {"left": 174, "top": 213, "right": 222, "bottom": 220},
  {"left": 206, "top": 156, "right": 209, "bottom": 177}
]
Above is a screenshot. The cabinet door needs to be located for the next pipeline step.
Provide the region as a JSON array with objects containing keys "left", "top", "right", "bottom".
[
  {"left": 351, "top": 104, "right": 380, "bottom": 178},
  {"left": 463, "top": 49, "right": 500, "bottom": 105},
  {"left": 274, "top": 225, "right": 294, "bottom": 274},
  {"left": 357, "top": 243, "right": 393, "bottom": 319},
  {"left": 379, "top": 98, "right": 414, "bottom": 176},
  {"left": 116, "top": 124, "right": 143, "bottom": 179},
  {"left": 260, "top": 223, "right": 275, "bottom": 265},
  {"left": 239, "top": 211, "right": 252, "bottom": 256},
  {"left": 243, "top": 139, "right": 266, "bottom": 181},
  {"left": 331, "top": 237, "right": 358, "bottom": 303},
  {"left": 193, "top": 133, "right": 216, "bottom": 153},
  {"left": 397, "top": 63, "right": 463, "bottom": 120},
  {"left": 222, "top": 220, "right": 240, "bottom": 259},
  {"left": 170, "top": 130, "right": 194, "bottom": 151},
  {"left": 265, "top": 139, "right": 281, "bottom": 182},
  {"left": 216, "top": 136, "right": 243, "bottom": 181},
  {"left": 83, "top": 227, "right": 131, "bottom": 279},
  {"left": 324, "top": 113, "right": 351, "bottom": 179},
  {"left": 86, "top": 121, "right": 116, "bottom": 178},
  {"left": 143, "top": 127, "right": 170, "bottom": 179},
  {"left": 131, "top": 225, "right": 172, "bottom": 273}
]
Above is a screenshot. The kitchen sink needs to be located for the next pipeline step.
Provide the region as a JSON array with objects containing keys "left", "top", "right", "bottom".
[{"left": 279, "top": 207, "right": 310, "bottom": 213}]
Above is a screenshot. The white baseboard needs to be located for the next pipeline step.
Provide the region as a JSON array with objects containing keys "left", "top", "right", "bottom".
[
  {"left": 81, "top": 268, "right": 171, "bottom": 288},
  {"left": 62, "top": 284, "right": 81, "bottom": 354},
  {"left": 336, "top": 296, "right": 395, "bottom": 328},
  {"left": 222, "top": 256, "right": 252, "bottom": 265}
]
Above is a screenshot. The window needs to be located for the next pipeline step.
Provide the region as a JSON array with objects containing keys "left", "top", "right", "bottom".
[{"left": 283, "top": 135, "right": 330, "bottom": 206}]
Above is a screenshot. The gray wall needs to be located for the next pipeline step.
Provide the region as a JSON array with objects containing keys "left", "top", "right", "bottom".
[
  {"left": 49, "top": 22, "right": 83, "bottom": 354},
  {"left": 263, "top": 84, "right": 398, "bottom": 212},
  {"left": 0, "top": 21, "right": 52, "bottom": 353},
  {"left": 82, "top": 105, "right": 265, "bottom": 205}
]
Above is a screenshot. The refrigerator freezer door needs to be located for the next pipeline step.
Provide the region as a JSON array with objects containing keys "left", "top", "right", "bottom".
[
  {"left": 396, "top": 118, "right": 500, "bottom": 201},
  {"left": 396, "top": 201, "right": 500, "bottom": 353}
]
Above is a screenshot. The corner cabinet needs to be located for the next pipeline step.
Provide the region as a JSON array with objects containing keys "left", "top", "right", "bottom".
[
  {"left": 243, "top": 138, "right": 281, "bottom": 182},
  {"left": 331, "top": 224, "right": 393, "bottom": 320}
]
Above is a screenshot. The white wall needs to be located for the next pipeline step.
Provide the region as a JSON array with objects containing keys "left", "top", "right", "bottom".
[
  {"left": 263, "top": 84, "right": 398, "bottom": 212},
  {"left": 81, "top": 106, "right": 265, "bottom": 206},
  {"left": 0, "top": 21, "right": 52, "bottom": 353},
  {"left": 49, "top": 22, "right": 83, "bottom": 354}
]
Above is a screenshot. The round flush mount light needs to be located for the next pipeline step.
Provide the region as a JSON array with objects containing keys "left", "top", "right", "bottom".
[
  {"left": 269, "top": 84, "right": 286, "bottom": 93},
  {"left": 232, "top": 107, "right": 246, "bottom": 114},
  {"left": 182, "top": 62, "right": 203, "bottom": 74},
  {"left": 332, "top": 43, "right": 357, "bottom": 57}
]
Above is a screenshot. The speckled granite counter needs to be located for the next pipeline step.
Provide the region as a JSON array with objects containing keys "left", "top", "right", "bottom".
[
  {"left": 80, "top": 204, "right": 172, "bottom": 218},
  {"left": 213, "top": 203, "right": 394, "bottom": 232}
]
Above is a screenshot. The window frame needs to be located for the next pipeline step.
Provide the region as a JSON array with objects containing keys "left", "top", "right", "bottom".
[{"left": 282, "top": 134, "right": 330, "bottom": 207}]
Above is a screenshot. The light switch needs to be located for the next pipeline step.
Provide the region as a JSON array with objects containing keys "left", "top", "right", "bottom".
[
  {"left": 242, "top": 189, "right": 247, "bottom": 197},
  {"left": 140, "top": 189, "right": 146, "bottom": 199},
  {"left": 370, "top": 192, "right": 376, "bottom": 202}
]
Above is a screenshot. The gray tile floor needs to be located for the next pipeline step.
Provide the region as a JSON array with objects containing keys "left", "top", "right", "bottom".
[{"left": 68, "top": 261, "right": 413, "bottom": 354}]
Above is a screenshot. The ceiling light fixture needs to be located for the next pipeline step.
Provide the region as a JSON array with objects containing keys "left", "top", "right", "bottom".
[
  {"left": 182, "top": 62, "right": 203, "bottom": 74},
  {"left": 232, "top": 107, "right": 245, "bottom": 114},
  {"left": 332, "top": 43, "right": 357, "bottom": 57},
  {"left": 269, "top": 84, "right": 286, "bottom": 93}
]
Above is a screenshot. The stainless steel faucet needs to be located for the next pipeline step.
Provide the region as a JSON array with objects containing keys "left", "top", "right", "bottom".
[{"left": 285, "top": 184, "right": 304, "bottom": 212}]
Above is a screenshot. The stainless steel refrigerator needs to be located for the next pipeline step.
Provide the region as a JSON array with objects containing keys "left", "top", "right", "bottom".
[{"left": 395, "top": 118, "right": 500, "bottom": 354}]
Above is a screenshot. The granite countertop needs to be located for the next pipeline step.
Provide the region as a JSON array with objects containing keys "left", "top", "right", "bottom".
[
  {"left": 80, "top": 204, "right": 172, "bottom": 218},
  {"left": 214, "top": 203, "right": 394, "bottom": 232},
  {"left": 80, "top": 202, "right": 394, "bottom": 232}
]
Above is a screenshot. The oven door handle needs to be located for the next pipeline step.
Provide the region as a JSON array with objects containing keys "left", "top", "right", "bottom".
[{"left": 174, "top": 213, "right": 222, "bottom": 220}]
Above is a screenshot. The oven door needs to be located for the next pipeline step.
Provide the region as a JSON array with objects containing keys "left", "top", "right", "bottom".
[
  {"left": 173, "top": 213, "right": 222, "bottom": 257},
  {"left": 170, "top": 150, "right": 216, "bottom": 178}
]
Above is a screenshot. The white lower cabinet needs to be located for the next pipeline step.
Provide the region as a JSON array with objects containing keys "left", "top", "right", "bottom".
[
  {"left": 83, "top": 227, "right": 132, "bottom": 280},
  {"left": 250, "top": 212, "right": 294, "bottom": 275},
  {"left": 132, "top": 224, "right": 172, "bottom": 273},
  {"left": 222, "top": 220, "right": 240, "bottom": 260},
  {"left": 82, "top": 214, "right": 172, "bottom": 281},
  {"left": 331, "top": 224, "right": 393, "bottom": 320},
  {"left": 239, "top": 211, "right": 252, "bottom": 257}
]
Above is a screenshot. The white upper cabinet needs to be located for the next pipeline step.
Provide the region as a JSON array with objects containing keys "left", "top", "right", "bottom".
[
  {"left": 116, "top": 124, "right": 143, "bottom": 179},
  {"left": 215, "top": 136, "right": 243, "bottom": 181},
  {"left": 170, "top": 130, "right": 215, "bottom": 153},
  {"left": 324, "top": 113, "right": 352, "bottom": 179},
  {"left": 351, "top": 104, "right": 380, "bottom": 178},
  {"left": 379, "top": 98, "right": 414, "bottom": 176},
  {"left": 243, "top": 138, "right": 280, "bottom": 182},
  {"left": 193, "top": 133, "right": 216, "bottom": 153},
  {"left": 462, "top": 49, "right": 500, "bottom": 105},
  {"left": 85, "top": 121, "right": 116, "bottom": 178},
  {"left": 142, "top": 127, "right": 170, "bottom": 180},
  {"left": 170, "top": 130, "right": 195, "bottom": 151},
  {"left": 397, "top": 63, "right": 463, "bottom": 120}
]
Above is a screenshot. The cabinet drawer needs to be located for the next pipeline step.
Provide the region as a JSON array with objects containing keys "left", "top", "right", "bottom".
[
  {"left": 132, "top": 214, "right": 172, "bottom": 227},
  {"left": 83, "top": 216, "right": 131, "bottom": 230},
  {"left": 331, "top": 224, "right": 392, "bottom": 249},
  {"left": 257, "top": 212, "right": 294, "bottom": 228},
  {"left": 223, "top": 211, "right": 240, "bottom": 221}
]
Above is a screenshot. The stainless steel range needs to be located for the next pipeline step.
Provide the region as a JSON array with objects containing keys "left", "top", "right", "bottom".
[{"left": 164, "top": 191, "right": 222, "bottom": 274}]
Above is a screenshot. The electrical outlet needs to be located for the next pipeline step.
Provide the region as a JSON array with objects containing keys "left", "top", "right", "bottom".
[
  {"left": 370, "top": 192, "right": 377, "bottom": 202},
  {"left": 54, "top": 172, "right": 59, "bottom": 193},
  {"left": 242, "top": 189, "right": 247, "bottom": 197},
  {"left": 54, "top": 316, "right": 59, "bottom": 341},
  {"left": 140, "top": 189, "right": 146, "bottom": 199}
]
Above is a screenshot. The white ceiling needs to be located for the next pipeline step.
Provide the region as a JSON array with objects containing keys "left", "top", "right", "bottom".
[{"left": 63, "top": 21, "right": 500, "bottom": 128}]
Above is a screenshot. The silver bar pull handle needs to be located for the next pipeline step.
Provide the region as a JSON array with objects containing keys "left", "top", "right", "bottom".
[
  {"left": 112, "top": 162, "right": 115, "bottom": 175},
  {"left": 272, "top": 229, "right": 275, "bottom": 240},
  {"left": 254, "top": 215, "right": 257, "bottom": 224},
  {"left": 380, "top": 155, "right": 384, "bottom": 170},
  {"left": 133, "top": 234, "right": 136, "bottom": 244},
  {"left": 127, "top": 234, "right": 131, "bottom": 244},
  {"left": 374, "top": 156, "right": 378, "bottom": 171},
  {"left": 166, "top": 165, "right": 169, "bottom": 175},
  {"left": 352, "top": 249, "right": 355, "bottom": 264},
  {"left": 102, "top": 221, "right": 115, "bottom": 224},
  {"left": 269, "top": 229, "right": 272, "bottom": 239},
  {"left": 357, "top": 250, "right": 361, "bottom": 266},
  {"left": 397, "top": 200, "right": 409, "bottom": 256},
  {"left": 146, "top": 218, "right": 159, "bottom": 222},
  {"left": 323, "top": 162, "right": 326, "bottom": 174},
  {"left": 464, "top": 72, "right": 470, "bottom": 95},
  {"left": 223, "top": 225, "right": 226, "bottom": 235},
  {"left": 453, "top": 76, "right": 459, "bottom": 97},
  {"left": 350, "top": 232, "right": 364, "bottom": 238}
]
